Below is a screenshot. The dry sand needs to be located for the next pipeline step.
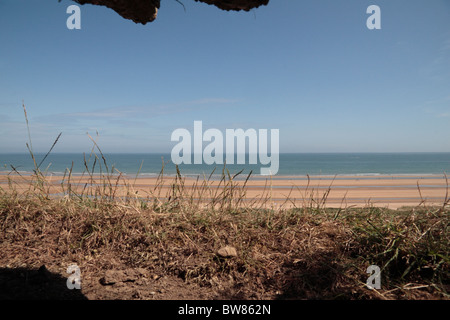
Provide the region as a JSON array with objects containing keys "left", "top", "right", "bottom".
[{"left": 1, "top": 173, "right": 448, "bottom": 209}]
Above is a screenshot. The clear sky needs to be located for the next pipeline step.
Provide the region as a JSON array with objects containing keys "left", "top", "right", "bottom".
[{"left": 0, "top": 0, "right": 449, "bottom": 153}]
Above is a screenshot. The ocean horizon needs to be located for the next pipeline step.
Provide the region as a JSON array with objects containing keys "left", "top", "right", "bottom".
[{"left": 1, "top": 152, "right": 450, "bottom": 178}]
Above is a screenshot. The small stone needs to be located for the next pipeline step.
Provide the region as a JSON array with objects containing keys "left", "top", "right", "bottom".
[
  {"left": 100, "top": 269, "right": 139, "bottom": 285},
  {"left": 100, "top": 272, "right": 116, "bottom": 285},
  {"left": 132, "top": 290, "right": 142, "bottom": 299},
  {"left": 217, "top": 246, "right": 237, "bottom": 258}
]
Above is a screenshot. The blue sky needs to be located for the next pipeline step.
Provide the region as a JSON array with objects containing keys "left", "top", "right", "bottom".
[{"left": 0, "top": 0, "right": 449, "bottom": 153}]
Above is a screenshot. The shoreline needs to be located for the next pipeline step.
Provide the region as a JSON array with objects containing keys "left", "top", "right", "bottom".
[{"left": 1, "top": 170, "right": 447, "bottom": 178}]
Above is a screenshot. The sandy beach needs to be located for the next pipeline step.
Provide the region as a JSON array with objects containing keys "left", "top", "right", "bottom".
[{"left": 1, "top": 173, "right": 448, "bottom": 209}]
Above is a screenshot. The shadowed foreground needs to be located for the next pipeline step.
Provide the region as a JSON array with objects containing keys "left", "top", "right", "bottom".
[{"left": 0, "top": 266, "right": 87, "bottom": 300}]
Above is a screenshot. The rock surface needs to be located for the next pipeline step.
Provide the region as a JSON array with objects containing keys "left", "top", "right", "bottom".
[
  {"left": 72, "top": 0, "right": 269, "bottom": 24},
  {"left": 217, "top": 246, "right": 238, "bottom": 258}
]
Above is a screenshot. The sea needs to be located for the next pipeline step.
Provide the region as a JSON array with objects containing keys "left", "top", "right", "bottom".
[{"left": 1, "top": 153, "right": 450, "bottom": 179}]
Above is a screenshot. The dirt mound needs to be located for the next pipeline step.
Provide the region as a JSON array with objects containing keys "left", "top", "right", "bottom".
[{"left": 0, "top": 193, "right": 447, "bottom": 300}]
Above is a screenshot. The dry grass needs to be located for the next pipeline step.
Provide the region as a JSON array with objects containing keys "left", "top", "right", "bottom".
[
  {"left": 0, "top": 159, "right": 448, "bottom": 299},
  {"left": 0, "top": 104, "right": 448, "bottom": 300}
]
